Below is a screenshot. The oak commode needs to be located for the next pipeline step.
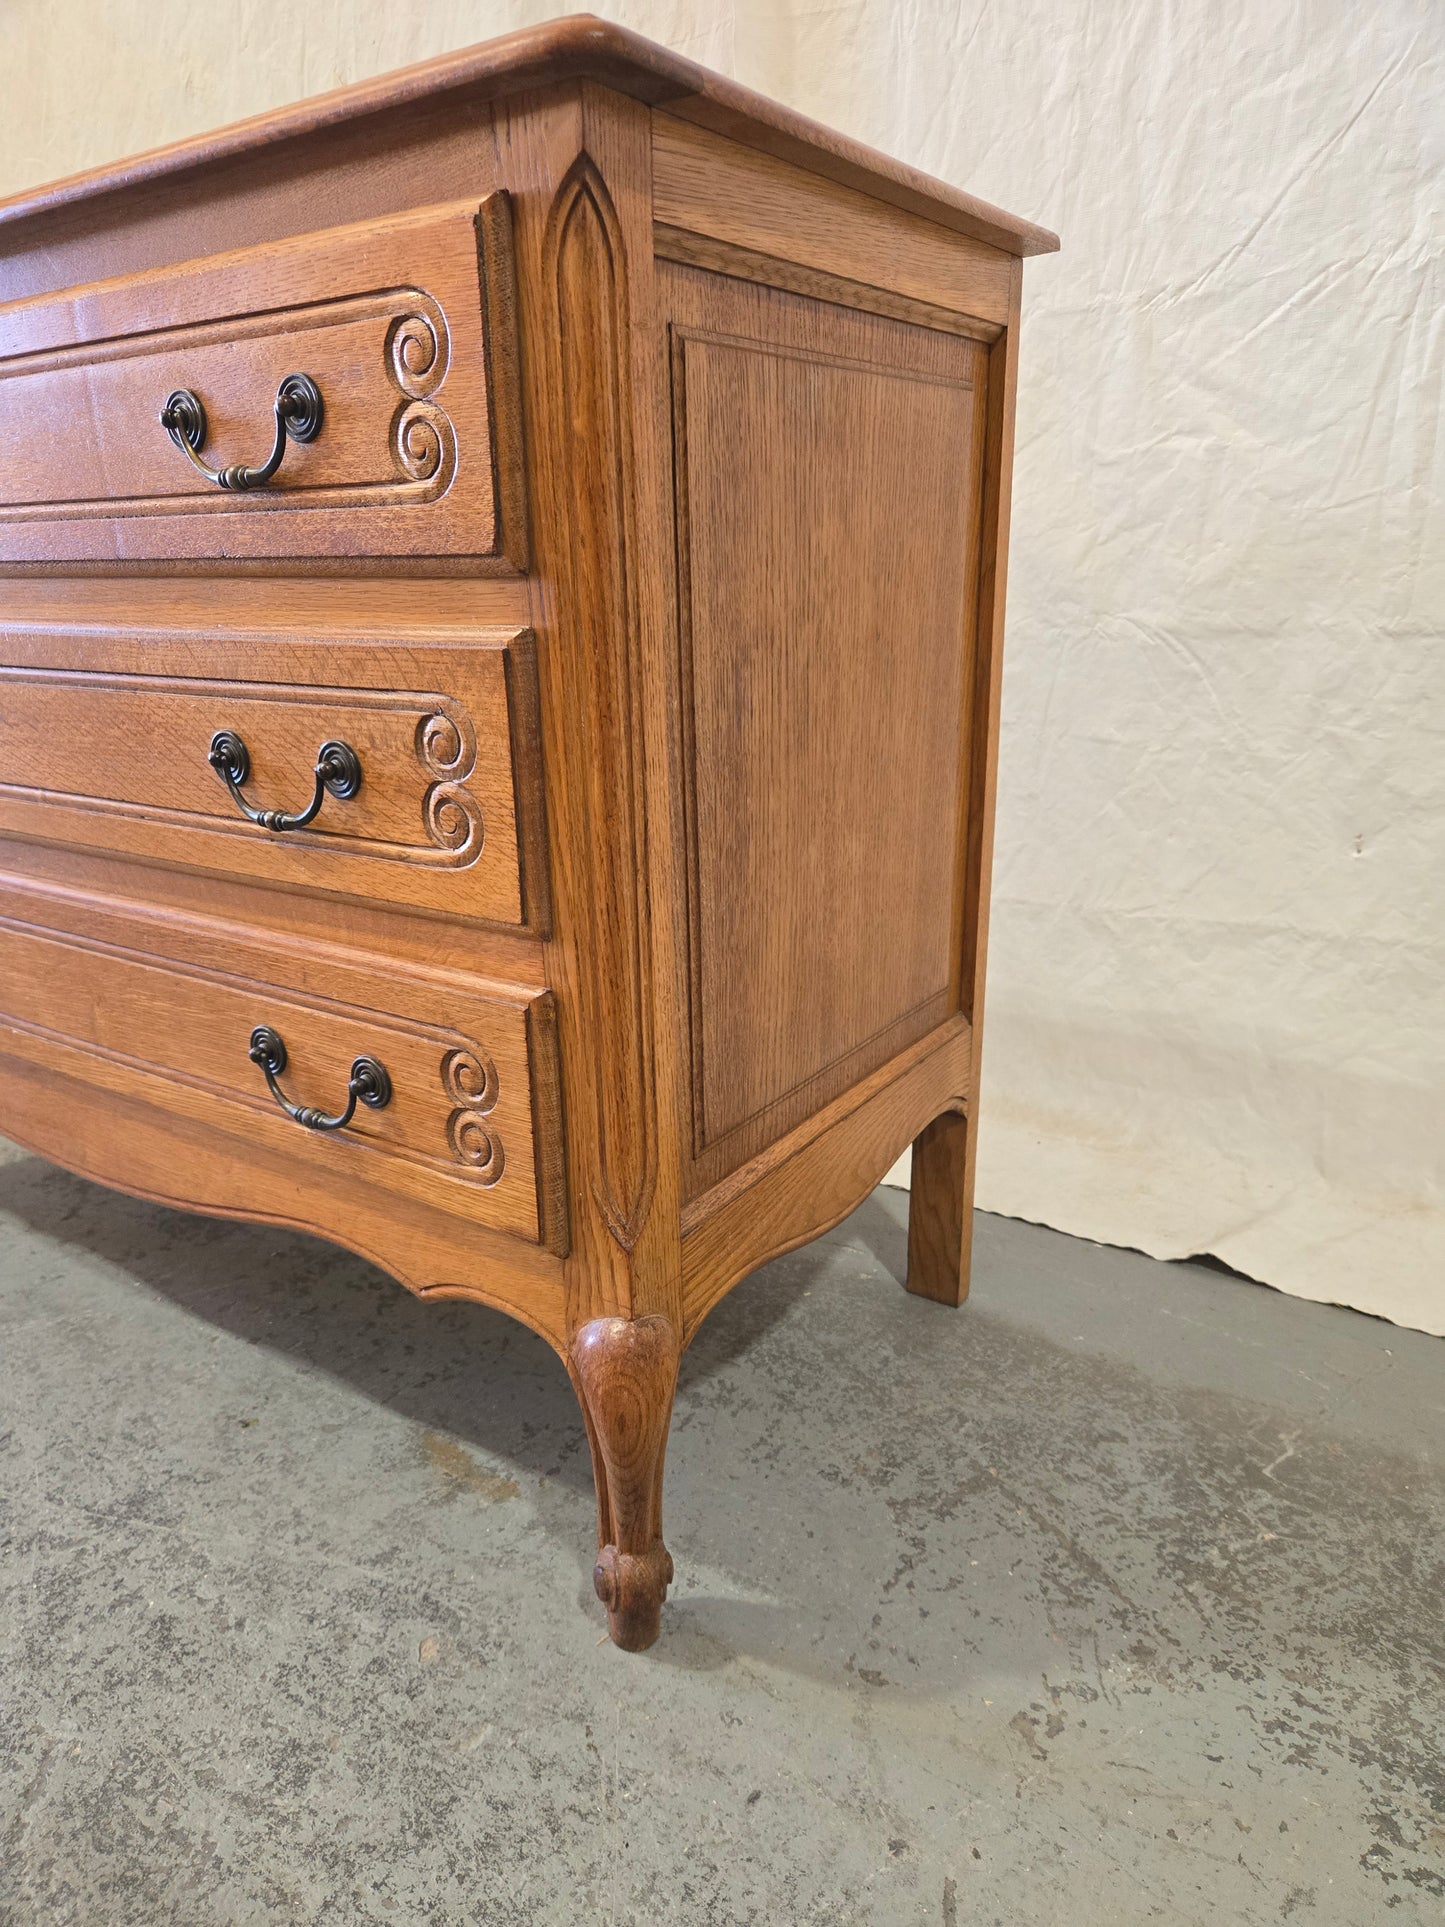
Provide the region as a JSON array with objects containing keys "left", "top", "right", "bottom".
[{"left": 0, "top": 16, "right": 1057, "bottom": 1649}]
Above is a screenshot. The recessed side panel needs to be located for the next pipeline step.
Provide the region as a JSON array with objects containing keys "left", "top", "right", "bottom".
[{"left": 664, "top": 263, "right": 988, "bottom": 1196}]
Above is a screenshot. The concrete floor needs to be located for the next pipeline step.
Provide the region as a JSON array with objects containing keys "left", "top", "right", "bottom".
[{"left": 0, "top": 1134, "right": 1442, "bottom": 1926}]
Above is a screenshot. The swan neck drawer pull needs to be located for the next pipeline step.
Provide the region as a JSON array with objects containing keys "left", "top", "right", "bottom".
[
  {"left": 248, "top": 1026, "right": 393, "bottom": 1134},
  {"left": 160, "top": 373, "right": 325, "bottom": 490},
  {"left": 208, "top": 730, "right": 361, "bottom": 833}
]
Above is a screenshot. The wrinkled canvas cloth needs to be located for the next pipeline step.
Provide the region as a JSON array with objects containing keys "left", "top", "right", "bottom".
[{"left": 2, "top": 0, "right": 1441, "bottom": 1330}]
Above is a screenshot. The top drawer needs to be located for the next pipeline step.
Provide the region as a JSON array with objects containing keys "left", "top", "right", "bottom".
[{"left": 0, "top": 198, "right": 524, "bottom": 569}]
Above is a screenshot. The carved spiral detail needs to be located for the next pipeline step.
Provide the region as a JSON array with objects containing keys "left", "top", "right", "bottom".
[
  {"left": 442, "top": 1045, "right": 504, "bottom": 1185},
  {"left": 394, "top": 406, "right": 441, "bottom": 480},
  {"left": 447, "top": 1112, "right": 506, "bottom": 1184},
  {"left": 391, "top": 399, "right": 455, "bottom": 486},
  {"left": 419, "top": 714, "right": 462, "bottom": 772},
  {"left": 387, "top": 312, "right": 445, "bottom": 398},
  {"left": 423, "top": 782, "right": 484, "bottom": 857},
  {"left": 441, "top": 1046, "right": 499, "bottom": 1114},
  {"left": 416, "top": 708, "right": 476, "bottom": 781}
]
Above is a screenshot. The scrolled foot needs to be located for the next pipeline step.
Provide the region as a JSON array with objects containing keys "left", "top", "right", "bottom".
[
  {"left": 571, "top": 1313, "right": 680, "bottom": 1652},
  {"left": 594, "top": 1539, "right": 674, "bottom": 1651}
]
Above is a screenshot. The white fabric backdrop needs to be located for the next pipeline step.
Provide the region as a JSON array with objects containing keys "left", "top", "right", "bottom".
[{"left": 3, "top": 1, "right": 1441, "bottom": 1332}]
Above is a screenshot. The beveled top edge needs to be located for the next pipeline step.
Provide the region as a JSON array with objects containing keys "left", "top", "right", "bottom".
[{"left": 0, "top": 14, "right": 1059, "bottom": 258}]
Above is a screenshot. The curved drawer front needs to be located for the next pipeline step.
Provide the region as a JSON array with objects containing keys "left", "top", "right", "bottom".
[
  {"left": 0, "top": 887, "right": 565, "bottom": 1250},
  {"left": 0, "top": 198, "right": 522, "bottom": 567},
  {"left": 0, "top": 626, "right": 547, "bottom": 928}
]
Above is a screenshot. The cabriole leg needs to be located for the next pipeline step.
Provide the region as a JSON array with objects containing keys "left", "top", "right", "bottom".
[
  {"left": 570, "top": 1314, "right": 679, "bottom": 1651},
  {"left": 905, "top": 1107, "right": 974, "bottom": 1306}
]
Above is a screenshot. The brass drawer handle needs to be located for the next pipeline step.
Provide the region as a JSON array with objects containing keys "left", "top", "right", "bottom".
[
  {"left": 249, "top": 1026, "right": 392, "bottom": 1134},
  {"left": 208, "top": 730, "right": 361, "bottom": 833},
  {"left": 160, "top": 373, "right": 324, "bottom": 491}
]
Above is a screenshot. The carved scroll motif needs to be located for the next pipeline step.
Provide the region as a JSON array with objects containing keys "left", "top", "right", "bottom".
[
  {"left": 384, "top": 301, "right": 457, "bottom": 492},
  {"left": 543, "top": 154, "right": 658, "bottom": 1254},
  {"left": 442, "top": 1046, "right": 505, "bottom": 1185},
  {"left": 386, "top": 309, "right": 449, "bottom": 398},
  {"left": 415, "top": 707, "right": 484, "bottom": 863},
  {"left": 390, "top": 398, "right": 456, "bottom": 489}
]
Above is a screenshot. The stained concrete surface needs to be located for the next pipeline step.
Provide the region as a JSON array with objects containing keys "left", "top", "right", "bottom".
[{"left": 0, "top": 1133, "right": 1442, "bottom": 1926}]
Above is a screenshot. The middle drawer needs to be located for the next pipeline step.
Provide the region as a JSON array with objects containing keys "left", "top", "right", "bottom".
[{"left": 0, "top": 622, "right": 547, "bottom": 929}]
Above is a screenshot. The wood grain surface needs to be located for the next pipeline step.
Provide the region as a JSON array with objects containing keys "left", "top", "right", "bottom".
[
  {"left": 664, "top": 263, "right": 988, "bottom": 1192},
  {"left": 0, "top": 26, "right": 1049, "bottom": 1648},
  {"left": 0, "top": 199, "right": 518, "bottom": 567},
  {"left": 653, "top": 114, "right": 1014, "bottom": 327},
  {"left": 571, "top": 1313, "right": 679, "bottom": 1650},
  {"left": 0, "top": 625, "right": 544, "bottom": 927},
  {"left": 0, "top": 872, "right": 564, "bottom": 1247},
  {"left": 0, "top": 17, "right": 1059, "bottom": 260}
]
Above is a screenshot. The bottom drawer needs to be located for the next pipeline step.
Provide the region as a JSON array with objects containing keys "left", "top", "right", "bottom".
[{"left": 0, "top": 886, "right": 564, "bottom": 1251}]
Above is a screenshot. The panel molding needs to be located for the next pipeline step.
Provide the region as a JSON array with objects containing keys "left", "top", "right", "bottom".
[
  {"left": 0, "top": 667, "right": 488, "bottom": 867},
  {"left": 0, "top": 197, "right": 514, "bottom": 567},
  {"left": 0, "top": 909, "right": 534, "bottom": 1192},
  {"left": 0, "top": 292, "right": 457, "bottom": 525},
  {"left": 0, "top": 625, "right": 549, "bottom": 930},
  {"left": 654, "top": 223, "right": 1002, "bottom": 344},
  {"left": 543, "top": 152, "right": 659, "bottom": 1256},
  {"left": 680, "top": 1016, "right": 973, "bottom": 1340},
  {"left": 0, "top": 1056, "right": 567, "bottom": 1345},
  {"left": 0, "top": 283, "right": 460, "bottom": 520},
  {"left": 652, "top": 112, "right": 1013, "bottom": 327},
  {"left": 665, "top": 273, "right": 982, "bottom": 1193}
]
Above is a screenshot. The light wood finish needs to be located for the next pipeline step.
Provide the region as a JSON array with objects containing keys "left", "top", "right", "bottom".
[
  {"left": 0, "top": 872, "right": 564, "bottom": 1248},
  {"left": 664, "top": 264, "right": 989, "bottom": 1191},
  {"left": 653, "top": 115, "right": 1014, "bottom": 328},
  {"left": 654, "top": 223, "right": 1002, "bottom": 344},
  {"left": 0, "top": 1052, "right": 566, "bottom": 1337},
  {"left": 571, "top": 1314, "right": 679, "bottom": 1649},
  {"left": 0, "top": 572, "right": 535, "bottom": 630},
  {"left": 681, "top": 1016, "right": 973, "bottom": 1339},
  {"left": 0, "top": 17, "right": 1058, "bottom": 262},
  {"left": 917, "top": 259, "right": 1028, "bottom": 1303},
  {"left": 905, "top": 1107, "right": 973, "bottom": 1305},
  {"left": 0, "top": 200, "right": 523, "bottom": 570},
  {"left": 0, "top": 624, "right": 546, "bottom": 927},
  {"left": 0, "top": 20, "right": 1054, "bottom": 1651}
]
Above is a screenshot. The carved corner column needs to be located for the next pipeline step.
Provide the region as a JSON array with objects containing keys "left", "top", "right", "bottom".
[
  {"left": 542, "top": 142, "right": 662, "bottom": 1288},
  {"left": 500, "top": 86, "right": 686, "bottom": 1643},
  {"left": 517, "top": 86, "right": 683, "bottom": 1321}
]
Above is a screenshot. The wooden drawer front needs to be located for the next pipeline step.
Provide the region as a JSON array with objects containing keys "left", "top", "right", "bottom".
[
  {"left": 0, "top": 199, "right": 522, "bottom": 567},
  {"left": 0, "top": 626, "right": 545, "bottom": 928},
  {"left": 0, "top": 888, "right": 564, "bottom": 1249}
]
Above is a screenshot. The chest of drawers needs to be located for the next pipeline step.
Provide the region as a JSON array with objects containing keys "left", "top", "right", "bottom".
[{"left": 0, "top": 15, "right": 1056, "bottom": 1649}]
